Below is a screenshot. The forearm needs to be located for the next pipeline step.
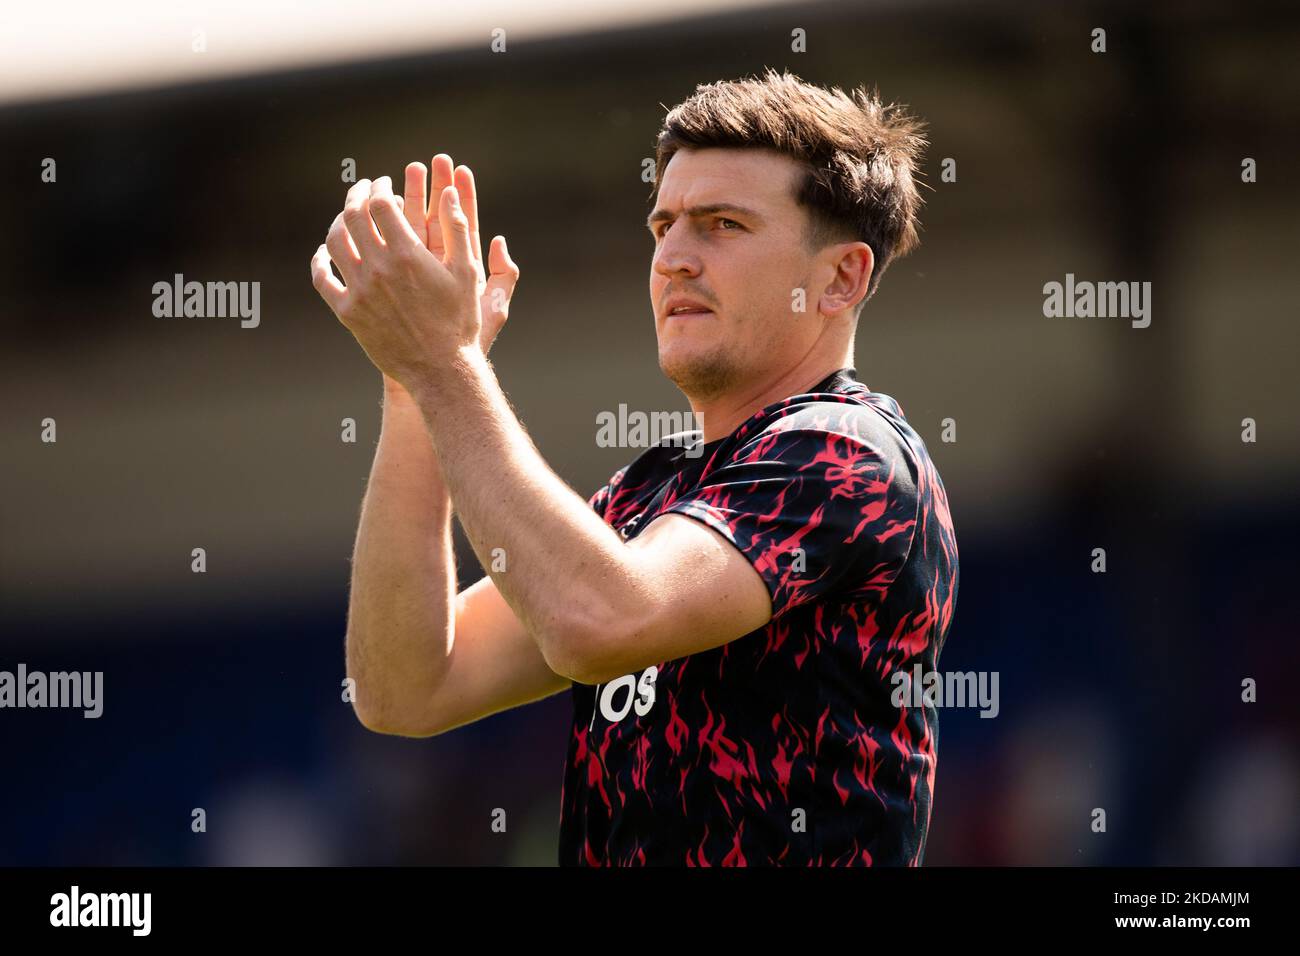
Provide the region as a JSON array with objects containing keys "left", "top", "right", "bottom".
[
  {"left": 345, "top": 379, "right": 457, "bottom": 730},
  {"left": 409, "top": 348, "right": 638, "bottom": 681}
]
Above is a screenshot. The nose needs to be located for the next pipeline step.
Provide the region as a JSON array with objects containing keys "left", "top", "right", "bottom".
[{"left": 652, "top": 221, "right": 701, "bottom": 281}]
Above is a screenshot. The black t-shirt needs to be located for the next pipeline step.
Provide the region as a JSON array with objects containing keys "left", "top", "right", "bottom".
[{"left": 558, "top": 368, "right": 960, "bottom": 866}]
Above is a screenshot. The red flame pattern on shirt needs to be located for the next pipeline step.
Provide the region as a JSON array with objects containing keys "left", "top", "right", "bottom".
[{"left": 559, "top": 371, "right": 959, "bottom": 866}]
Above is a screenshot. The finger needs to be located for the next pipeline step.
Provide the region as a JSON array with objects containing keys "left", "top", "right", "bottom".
[
  {"left": 486, "top": 235, "right": 519, "bottom": 290},
  {"left": 368, "top": 176, "right": 421, "bottom": 250},
  {"left": 437, "top": 184, "right": 475, "bottom": 278},
  {"left": 426, "top": 154, "right": 454, "bottom": 260},
  {"left": 483, "top": 239, "right": 517, "bottom": 329},
  {"left": 326, "top": 212, "right": 361, "bottom": 287},
  {"left": 337, "top": 209, "right": 362, "bottom": 259},
  {"left": 310, "top": 243, "right": 348, "bottom": 314},
  {"left": 343, "top": 178, "right": 382, "bottom": 258},
  {"left": 367, "top": 176, "right": 394, "bottom": 244},
  {"left": 402, "top": 162, "right": 428, "bottom": 245},
  {"left": 454, "top": 164, "right": 483, "bottom": 265}
]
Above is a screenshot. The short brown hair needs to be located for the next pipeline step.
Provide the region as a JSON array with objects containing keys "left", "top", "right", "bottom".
[{"left": 651, "top": 68, "right": 929, "bottom": 305}]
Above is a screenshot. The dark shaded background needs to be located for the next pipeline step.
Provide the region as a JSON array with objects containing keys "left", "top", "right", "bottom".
[{"left": 2, "top": 0, "right": 1298, "bottom": 865}]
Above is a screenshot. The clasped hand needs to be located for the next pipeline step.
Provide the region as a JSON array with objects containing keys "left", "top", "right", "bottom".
[{"left": 310, "top": 157, "right": 518, "bottom": 395}]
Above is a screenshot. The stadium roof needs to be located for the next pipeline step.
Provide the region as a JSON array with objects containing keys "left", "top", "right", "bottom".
[{"left": 0, "top": 0, "right": 793, "bottom": 106}]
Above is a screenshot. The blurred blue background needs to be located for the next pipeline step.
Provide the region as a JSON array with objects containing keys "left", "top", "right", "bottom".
[{"left": 2, "top": 0, "right": 1297, "bottom": 864}]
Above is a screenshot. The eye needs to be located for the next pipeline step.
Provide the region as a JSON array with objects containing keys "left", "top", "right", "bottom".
[{"left": 650, "top": 217, "right": 742, "bottom": 239}]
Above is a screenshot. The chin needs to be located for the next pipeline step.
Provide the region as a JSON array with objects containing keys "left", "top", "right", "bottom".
[{"left": 658, "top": 345, "right": 740, "bottom": 400}]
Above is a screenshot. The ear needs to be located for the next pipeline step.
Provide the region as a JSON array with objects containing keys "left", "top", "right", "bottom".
[{"left": 819, "top": 242, "right": 874, "bottom": 316}]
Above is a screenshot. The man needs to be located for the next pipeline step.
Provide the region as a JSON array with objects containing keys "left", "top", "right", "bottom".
[{"left": 310, "top": 68, "right": 958, "bottom": 866}]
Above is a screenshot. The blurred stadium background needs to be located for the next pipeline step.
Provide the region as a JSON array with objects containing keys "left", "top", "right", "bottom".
[{"left": 1, "top": 0, "right": 1297, "bottom": 865}]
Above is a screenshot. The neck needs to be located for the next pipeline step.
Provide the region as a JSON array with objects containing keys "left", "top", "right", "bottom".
[{"left": 689, "top": 351, "right": 854, "bottom": 443}]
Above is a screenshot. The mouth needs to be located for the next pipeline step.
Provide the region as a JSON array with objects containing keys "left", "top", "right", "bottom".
[{"left": 665, "top": 307, "right": 714, "bottom": 318}]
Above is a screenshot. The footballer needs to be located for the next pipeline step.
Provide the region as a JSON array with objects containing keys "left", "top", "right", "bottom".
[{"left": 310, "top": 68, "right": 959, "bottom": 866}]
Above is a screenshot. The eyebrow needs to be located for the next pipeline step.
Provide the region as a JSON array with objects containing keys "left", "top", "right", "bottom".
[{"left": 645, "top": 202, "right": 766, "bottom": 229}]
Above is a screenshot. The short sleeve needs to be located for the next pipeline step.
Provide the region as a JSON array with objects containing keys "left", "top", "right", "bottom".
[
  {"left": 661, "top": 420, "right": 919, "bottom": 619},
  {"left": 587, "top": 465, "right": 628, "bottom": 522}
]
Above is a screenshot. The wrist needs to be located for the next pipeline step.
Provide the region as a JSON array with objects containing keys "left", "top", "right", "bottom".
[
  {"left": 382, "top": 373, "right": 417, "bottom": 404},
  {"left": 405, "top": 345, "right": 487, "bottom": 409}
]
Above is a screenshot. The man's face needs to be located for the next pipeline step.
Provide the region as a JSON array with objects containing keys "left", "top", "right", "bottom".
[{"left": 647, "top": 147, "right": 826, "bottom": 401}]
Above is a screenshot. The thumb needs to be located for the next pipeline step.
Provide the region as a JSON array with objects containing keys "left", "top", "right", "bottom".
[
  {"left": 486, "top": 235, "right": 520, "bottom": 291},
  {"left": 483, "top": 235, "right": 520, "bottom": 319},
  {"left": 438, "top": 185, "right": 475, "bottom": 277},
  {"left": 479, "top": 236, "right": 519, "bottom": 351}
]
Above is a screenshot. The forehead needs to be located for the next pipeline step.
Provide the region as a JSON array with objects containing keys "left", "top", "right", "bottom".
[{"left": 655, "top": 147, "right": 801, "bottom": 214}]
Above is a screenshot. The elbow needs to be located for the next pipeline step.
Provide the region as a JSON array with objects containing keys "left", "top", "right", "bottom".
[
  {"left": 351, "top": 701, "right": 444, "bottom": 738},
  {"left": 350, "top": 698, "right": 429, "bottom": 737},
  {"left": 345, "top": 665, "right": 446, "bottom": 739},
  {"left": 540, "top": 602, "right": 647, "bottom": 686},
  {"left": 351, "top": 703, "right": 395, "bottom": 735},
  {"left": 539, "top": 629, "right": 592, "bottom": 686},
  {"left": 548, "top": 652, "right": 608, "bottom": 688},
  {"left": 349, "top": 697, "right": 389, "bottom": 734}
]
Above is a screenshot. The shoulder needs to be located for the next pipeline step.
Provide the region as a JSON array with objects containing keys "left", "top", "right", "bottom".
[
  {"left": 588, "top": 429, "right": 702, "bottom": 514},
  {"left": 730, "top": 386, "right": 922, "bottom": 494}
]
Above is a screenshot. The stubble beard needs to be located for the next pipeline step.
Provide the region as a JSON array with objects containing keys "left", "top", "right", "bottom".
[{"left": 659, "top": 342, "right": 744, "bottom": 405}]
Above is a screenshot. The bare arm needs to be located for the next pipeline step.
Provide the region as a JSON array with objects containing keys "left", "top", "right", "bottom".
[
  {"left": 323, "top": 156, "right": 566, "bottom": 737},
  {"left": 343, "top": 380, "right": 454, "bottom": 734},
  {"left": 345, "top": 381, "right": 570, "bottom": 737},
  {"left": 409, "top": 350, "right": 773, "bottom": 686},
  {"left": 315, "top": 168, "right": 773, "bottom": 693}
]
